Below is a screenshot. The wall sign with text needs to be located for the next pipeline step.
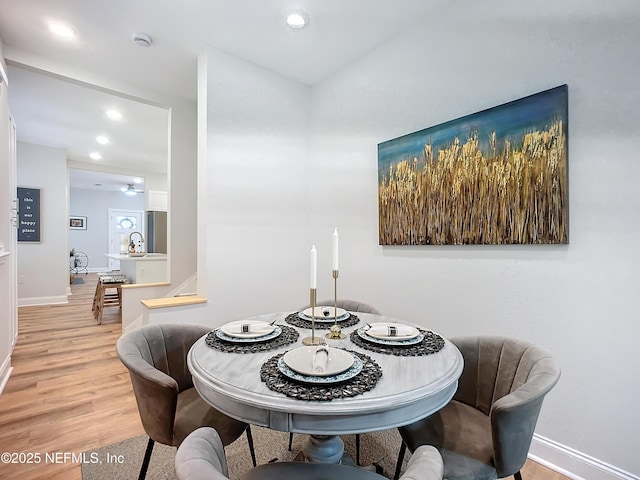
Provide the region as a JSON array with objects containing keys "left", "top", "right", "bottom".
[{"left": 17, "top": 187, "right": 41, "bottom": 242}]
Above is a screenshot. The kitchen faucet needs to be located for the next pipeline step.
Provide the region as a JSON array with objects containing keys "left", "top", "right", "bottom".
[{"left": 129, "top": 231, "right": 145, "bottom": 253}]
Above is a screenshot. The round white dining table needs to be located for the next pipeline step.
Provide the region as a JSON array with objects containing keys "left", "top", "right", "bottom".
[{"left": 188, "top": 311, "right": 463, "bottom": 464}]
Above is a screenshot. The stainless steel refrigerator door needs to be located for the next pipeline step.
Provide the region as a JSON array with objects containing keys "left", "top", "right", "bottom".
[{"left": 146, "top": 211, "right": 167, "bottom": 253}]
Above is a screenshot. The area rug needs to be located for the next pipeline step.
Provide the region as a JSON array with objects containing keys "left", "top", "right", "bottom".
[
  {"left": 72, "top": 276, "right": 86, "bottom": 284},
  {"left": 82, "top": 426, "right": 410, "bottom": 479}
]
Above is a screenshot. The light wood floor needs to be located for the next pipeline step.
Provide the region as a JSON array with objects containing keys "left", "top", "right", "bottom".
[{"left": 0, "top": 274, "right": 568, "bottom": 480}]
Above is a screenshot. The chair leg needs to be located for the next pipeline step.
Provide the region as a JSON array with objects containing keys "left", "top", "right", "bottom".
[
  {"left": 355, "top": 433, "right": 361, "bottom": 466},
  {"left": 393, "top": 442, "right": 407, "bottom": 480},
  {"left": 246, "top": 426, "right": 257, "bottom": 467},
  {"left": 138, "top": 437, "right": 155, "bottom": 480},
  {"left": 288, "top": 432, "right": 294, "bottom": 451},
  {"left": 514, "top": 472, "right": 523, "bottom": 480}
]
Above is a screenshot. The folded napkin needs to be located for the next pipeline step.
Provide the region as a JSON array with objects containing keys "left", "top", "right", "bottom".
[
  {"left": 225, "top": 322, "right": 273, "bottom": 334},
  {"left": 312, "top": 347, "right": 329, "bottom": 374},
  {"left": 367, "top": 324, "right": 415, "bottom": 338}
]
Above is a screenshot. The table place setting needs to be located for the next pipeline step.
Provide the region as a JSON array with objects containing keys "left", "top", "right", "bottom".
[
  {"left": 285, "top": 308, "right": 361, "bottom": 330},
  {"left": 205, "top": 319, "right": 299, "bottom": 353},
  {"left": 350, "top": 321, "right": 446, "bottom": 356},
  {"left": 260, "top": 344, "right": 382, "bottom": 401}
]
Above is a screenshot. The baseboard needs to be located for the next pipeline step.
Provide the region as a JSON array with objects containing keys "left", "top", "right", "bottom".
[
  {"left": 0, "top": 355, "right": 13, "bottom": 396},
  {"left": 529, "top": 434, "right": 639, "bottom": 480},
  {"left": 18, "top": 295, "right": 69, "bottom": 307}
]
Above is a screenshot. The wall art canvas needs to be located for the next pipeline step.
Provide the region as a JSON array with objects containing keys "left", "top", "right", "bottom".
[{"left": 378, "top": 85, "right": 568, "bottom": 245}]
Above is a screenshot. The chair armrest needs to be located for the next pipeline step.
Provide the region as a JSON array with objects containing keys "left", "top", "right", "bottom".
[
  {"left": 118, "top": 347, "right": 180, "bottom": 445},
  {"left": 400, "top": 445, "right": 443, "bottom": 480},
  {"left": 490, "top": 369, "right": 559, "bottom": 477}
]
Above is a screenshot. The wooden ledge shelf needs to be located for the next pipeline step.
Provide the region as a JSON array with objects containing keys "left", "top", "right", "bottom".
[
  {"left": 121, "top": 282, "right": 170, "bottom": 290},
  {"left": 141, "top": 295, "right": 207, "bottom": 309}
]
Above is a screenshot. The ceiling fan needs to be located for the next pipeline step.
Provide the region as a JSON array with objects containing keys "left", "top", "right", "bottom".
[{"left": 121, "top": 183, "right": 144, "bottom": 196}]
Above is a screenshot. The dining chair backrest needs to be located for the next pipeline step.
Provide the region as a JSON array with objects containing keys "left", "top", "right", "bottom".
[
  {"left": 177, "top": 427, "right": 444, "bottom": 480},
  {"left": 116, "top": 323, "right": 211, "bottom": 444},
  {"left": 299, "top": 298, "right": 381, "bottom": 314},
  {"left": 452, "top": 336, "right": 560, "bottom": 416}
]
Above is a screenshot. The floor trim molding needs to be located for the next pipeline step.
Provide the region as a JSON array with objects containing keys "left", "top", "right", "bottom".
[
  {"left": 0, "top": 356, "right": 13, "bottom": 396},
  {"left": 18, "top": 295, "right": 69, "bottom": 307},
  {"left": 530, "top": 434, "right": 639, "bottom": 480}
]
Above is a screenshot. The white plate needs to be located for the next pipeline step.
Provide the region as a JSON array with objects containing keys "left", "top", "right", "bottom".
[
  {"left": 365, "top": 322, "right": 420, "bottom": 340},
  {"left": 215, "top": 326, "right": 281, "bottom": 343},
  {"left": 221, "top": 320, "right": 275, "bottom": 339},
  {"left": 277, "top": 354, "right": 363, "bottom": 384},
  {"left": 298, "top": 306, "right": 350, "bottom": 323},
  {"left": 357, "top": 326, "right": 424, "bottom": 346},
  {"left": 283, "top": 346, "right": 354, "bottom": 377}
]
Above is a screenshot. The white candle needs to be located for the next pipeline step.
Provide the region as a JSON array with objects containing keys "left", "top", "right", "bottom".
[
  {"left": 332, "top": 228, "right": 339, "bottom": 271},
  {"left": 310, "top": 245, "right": 317, "bottom": 289}
]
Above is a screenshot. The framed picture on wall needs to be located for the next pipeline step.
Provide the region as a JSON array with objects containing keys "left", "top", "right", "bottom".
[
  {"left": 69, "top": 216, "right": 87, "bottom": 230},
  {"left": 17, "top": 187, "right": 42, "bottom": 242},
  {"left": 377, "top": 84, "right": 569, "bottom": 245}
]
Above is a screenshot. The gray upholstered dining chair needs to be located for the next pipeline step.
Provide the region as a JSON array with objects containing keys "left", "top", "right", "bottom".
[
  {"left": 290, "top": 298, "right": 382, "bottom": 465},
  {"left": 116, "top": 323, "right": 256, "bottom": 480},
  {"left": 175, "top": 426, "right": 444, "bottom": 480},
  {"left": 393, "top": 336, "right": 561, "bottom": 480}
]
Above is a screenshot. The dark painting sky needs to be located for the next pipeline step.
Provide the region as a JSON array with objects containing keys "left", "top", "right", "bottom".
[{"left": 378, "top": 85, "right": 568, "bottom": 182}]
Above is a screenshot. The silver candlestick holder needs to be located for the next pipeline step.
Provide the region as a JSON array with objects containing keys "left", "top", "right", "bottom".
[
  {"left": 302, "top": 288, "right": 324, "bottom": 346},
  {"left": 326, "top": 269, "right": 346, "bottom": 339}
]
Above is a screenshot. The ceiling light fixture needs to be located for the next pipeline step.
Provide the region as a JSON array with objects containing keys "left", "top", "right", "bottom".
[
  {"left": 96, "top": 135, "right": 110, "bottom": 145},
  {"left": 89, "top": 152, "right": 102, "bottom": 160},
  {"left": 286, "top": 12, "right": 309, "bottom": 29},
  {"left": 105, "top": 109, "right": 123, "bottom": 121},
  {"left": 121, "top": 184, "right": 142, "bottom": 196},
  {"left": 48, "top": 21, "right": 77, "bottom": 39},
  {"left": 132, "top": 32, "right": 152, "bottom": 47}
]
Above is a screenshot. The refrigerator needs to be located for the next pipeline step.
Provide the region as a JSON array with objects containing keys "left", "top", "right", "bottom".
[{"left": 146, "top": 211, "right": 167, "bottom": 253}]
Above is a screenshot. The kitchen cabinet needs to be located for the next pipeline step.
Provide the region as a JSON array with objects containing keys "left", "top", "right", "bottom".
[{"left": 147, "top": 190, "right": 168, "bottom": 212}]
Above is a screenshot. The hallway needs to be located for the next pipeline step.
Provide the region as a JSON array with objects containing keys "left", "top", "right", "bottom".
[{"left": 0, "top": 274, "right": 143, "bottom": 480}]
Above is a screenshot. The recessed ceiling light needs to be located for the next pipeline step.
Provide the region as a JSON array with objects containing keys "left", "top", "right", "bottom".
[
  {"left": 96, "top": 135, "right": 110, "bottom": 145},
  {"left": 48, "top": 21, "right": 77, "bottom": 39},
  {"left": 286, "top": 12, "right": 308, "bottom": 29},
  {"left": 89, "top": 152, "right": 102, "bottom": 160},
  {"left": 133, "top": 177, "right": 143, "bottom": 184},
  {"left": 105, "top": 109, "right": 123, "bottom": 121}
]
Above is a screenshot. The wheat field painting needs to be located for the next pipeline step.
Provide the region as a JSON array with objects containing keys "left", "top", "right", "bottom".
[{"left": 378, "top": 85, "right": 568, "bottom": 245}]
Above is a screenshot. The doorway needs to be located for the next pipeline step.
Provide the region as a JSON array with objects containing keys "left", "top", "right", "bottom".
[{"left": 108, "top": 209, "right": 144, "bottom": 271}]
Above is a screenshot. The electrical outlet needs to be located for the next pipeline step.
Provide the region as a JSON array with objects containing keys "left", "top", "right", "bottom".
[{"left": 18, "top": 275, "right": 25, "bottom": 284}]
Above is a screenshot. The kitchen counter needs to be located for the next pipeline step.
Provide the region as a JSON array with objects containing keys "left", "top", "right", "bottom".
[
  {"left": 106, "top": 253, "right": 167, "bottom": 261},
  {"left": 105, "top": 253, "right": 167, "bottom": 284}
]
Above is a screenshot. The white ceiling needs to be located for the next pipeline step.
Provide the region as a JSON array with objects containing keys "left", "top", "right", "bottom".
[
  {"left": 0, "top": 0, "right": 450, "bottom": 190},
  {"left": 0, "top": 0, "right": 450, "bottom": 100},
  {"left": 8, "top": 65, "right": 169, "bottom": 172},
  {"left": 4, "top": 0, "right": 635, "bottom": 191}
]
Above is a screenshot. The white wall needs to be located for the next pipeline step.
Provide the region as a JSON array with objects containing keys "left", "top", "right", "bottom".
[
  {"left": 197, "top": 3, "right": 640, "bottom": 478},
  {"left": 199, "top": 46, "right": 311, "bottom": 321},
  {"left": 69, "top": 187, "right": 144, "bottom": 271},
  {"left": 308, "top": 1, "right": 640, "bottom": 477},
  {"left": 17, "top": 141, "right": 68, "bottom": 305}
]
